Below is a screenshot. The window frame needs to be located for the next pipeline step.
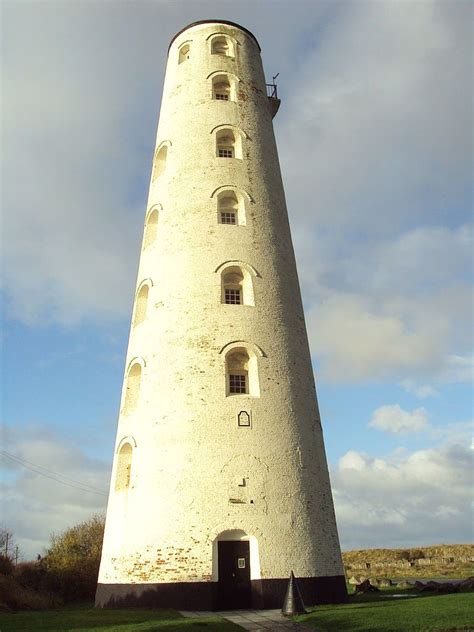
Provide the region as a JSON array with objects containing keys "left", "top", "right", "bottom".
[
  {"left": 210, "top": 35, "right": 234, "bottom": 57},
  {"left": 178, "top": 43, "right": 191, "bottom": 64},
  {"left": 220, "top": 211, "right": 237, "bottom": 225},
  {"left": 218, "top": 147, "right": 234, "bottom": 158},
  {"left": 229, "top": 372, "right": 248, "bottom": 395},
  {"left": 224, "top": 287, "right": 242, "bottom": 305}
]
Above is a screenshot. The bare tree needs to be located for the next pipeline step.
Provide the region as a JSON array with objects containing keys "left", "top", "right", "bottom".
[{"left": 0, "top": 527, "right": 13, "bottom": 558}]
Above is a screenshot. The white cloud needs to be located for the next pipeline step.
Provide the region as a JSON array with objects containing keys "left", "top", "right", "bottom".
[
  {"left": 1, "top": 3, "right": 160, "bottom": 325},
  {"left": 280, "top": 2, "right": 471, "bottom": 232},
  {"left": 307, "top": 292, "right": 446, "bottom": 381},
  {"left": 440, "top": 355, "right": 474, "bottom": 384},
  {"left": 305, "top": 244, "right": 473, "bottom": 381},
  {"left": 1, "top": 424, "right": 110, "bottom": 559},
  {"left": 368, "top": 404, "right": 428, "bottom": 434},
  {"left": 278, "top": 1, "right": 473, "bottom": 384},
  {"left": 332, "top": 440, "right": 473, "bottom": 550},
  {"left": 401, "top": 380, "right": 438, "bottom": 399}
]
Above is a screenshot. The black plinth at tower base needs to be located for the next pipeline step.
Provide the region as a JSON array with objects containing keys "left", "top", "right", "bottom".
[{"left": 281, "top": 571, "right": 307, "bottom": 616}]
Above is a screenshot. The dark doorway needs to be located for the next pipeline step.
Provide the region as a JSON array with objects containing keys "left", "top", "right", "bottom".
[{"left": 217, "top": 540, "right": 251, "bottom": 609}]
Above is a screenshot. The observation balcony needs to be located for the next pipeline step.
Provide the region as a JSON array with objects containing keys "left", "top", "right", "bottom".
[{"left": 266, "top": 82, "right": 281, "bottom": 118}]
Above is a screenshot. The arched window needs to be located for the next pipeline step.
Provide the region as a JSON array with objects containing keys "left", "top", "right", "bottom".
[
  {"left": 152, "top": 146, "right": 167, "bottom": 181},
  {"left": 124, "top": 361, "right": 142, "bottom": 413},
  {"left": 133, "top": 283, "right": 149, "bottom": 327},
  {"left": 220, "top": 340, "right": 265, "bottom": 397},
  {"left": 222, "top": 269, "right": 243, "bottom": 305},
  {"left": 211, "top": 35, "right": 234, "bottom": 57},
  {"left": 143, "top": 208, "right": 159, "bottom": 248},
  {"left": 220, "top": 264, "right": 255, "bottom": 305},
  {"left": 226, "top": 348, "right": 249, "bottom": 395},
  {"left": 217, "top": 190, "right": 247, "bottom": 225},
  {"left": 216, "top": 128, "right": 242, "bottom": 159},
  {"left": 212, "top": 75, "right": 232, "bottom": 101},
  {"left": 115, "top": 443, "right": 132, "bottom": 492},
  {"left": 218, "top": 191, "right": 238, "bottom": 225},
  {"left": 178, "top": 43, "right": 190, "bottom": 64},
  {"left": 214, "top": 187, "right": 248, "bottom": 225},
  {"left": 216, "top": 129, "right": 234, "bottom": 158},
  {"left": 222, "top": 343, "right": 262, "bottom": 397}
]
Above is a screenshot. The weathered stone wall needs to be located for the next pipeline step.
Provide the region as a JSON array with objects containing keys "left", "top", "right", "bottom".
[
  {"left": 98, "top": 20, "right": 344, "bottom": 593},
  {"left": 347, "top": 556, "right": 474, "bottom": 571}
]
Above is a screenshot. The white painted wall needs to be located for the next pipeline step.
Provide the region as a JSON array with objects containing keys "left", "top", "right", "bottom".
[{"left": 98, "top": 21, "right": 344, "bottom": 587}]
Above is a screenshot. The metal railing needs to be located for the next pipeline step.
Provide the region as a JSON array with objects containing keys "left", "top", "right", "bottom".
[
  {"left": 266, "top": 83, "right": 278, "bottom": 99},
  {"left": 266, "top": 73, "right": 280, "bottom": 100}
]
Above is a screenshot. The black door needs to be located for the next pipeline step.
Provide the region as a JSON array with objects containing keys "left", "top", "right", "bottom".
[{"left": 217, "top": 540, "right": 251, "bottom": 609}]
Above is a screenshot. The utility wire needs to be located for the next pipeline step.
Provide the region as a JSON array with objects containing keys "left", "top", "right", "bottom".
[
  {"left": 1, "top": 449, "right": 108, "bottom": 497},
  {"left": 1, "top": 449, "right": 106, "bottom": 492}
]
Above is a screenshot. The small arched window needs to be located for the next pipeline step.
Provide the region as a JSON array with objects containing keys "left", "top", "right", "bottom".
[
  {"left": 222, "top": 269, "right": 243, "bottom": 305},
  {"left": 215, "top": 188, "right": 247, "bottom": 225},
  {"left": 124, "top": 361, "right": 142, "bottom": 413},
  {"left": 133, "top": 284, "right": 149, "bottom": 327},
  {"left": 218, "top": 262, "right": 256, "bottom": 305},
  {"left": 227, "top": 349, "right": 249, "bottom": 395},
  {"left": 211, "top": 36, "right": 234, "bottom": 57},
  {"left": 212, "top": 75, "right": 232, "bottom": 101},
  {"left": 178, "top": 43, "right": 190, "bottom": 64},
  {"left": 152, "top": 146, "right": 167, "bottom": 181},
  {"left": 143, "top": 208, "right": 159, "bottom": 249},
  {"left": 216, "top": 128, "right": 242, "bottom": 159},
  {"left": 221, "top": 264, "right": 255, "bottom": 306},
  {"left": 216, "top": 129, "right": 234, "bottom": 159},
  {"left": 225, "top": 347, "right": 260, "bottom": 397},
  {"left": 115, "top": 443, "right": 133, "bottom": 492},
  {"left": 217, "top": 190, "right": 246, "bottom": 225},
  {"left": 218, "top": 192, "right": 238, "bottom": 225}
]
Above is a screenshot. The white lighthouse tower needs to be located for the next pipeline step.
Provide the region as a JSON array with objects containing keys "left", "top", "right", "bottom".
[{"left": 96, "top": 20, "right": 346, "bottom": 610}]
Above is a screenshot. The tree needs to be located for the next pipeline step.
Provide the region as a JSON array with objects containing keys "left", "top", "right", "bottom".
[
  {"left": 0, "top": 528, "right": 13, "bottom": 557},
  {"left": 0, "top": 528, "right": 19, "bottom": 574},
  {"left": 42, "top": 514, "right": 105, "bottom": 601},
  {"left": 44, "top": 514, "right": 104, "bottom": 569}
]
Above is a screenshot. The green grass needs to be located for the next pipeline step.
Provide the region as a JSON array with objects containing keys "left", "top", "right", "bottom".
[
  {"left": 1, "top": 592, "right": 473, "bottom": 632},
  {"left": 0, "top": 604, "right": 242, "bottom": 632},
  {"left": 296, "top": 591, "right": 474, "bottom": 631}
]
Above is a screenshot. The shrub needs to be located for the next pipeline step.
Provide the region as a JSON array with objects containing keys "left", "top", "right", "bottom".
[
  {"left": 0, "top": 575, "right": 60, "bottom": 611},
  {"left": 41, "top": 514, "right": 105, "bottom": 602},
  {"left": 15, "top": 561, "right": 47, "bottom": 590}
]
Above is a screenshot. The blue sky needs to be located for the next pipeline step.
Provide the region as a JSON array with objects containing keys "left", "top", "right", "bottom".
[{"left": 1, "top": 0, "right": 472, "bottom": 559}]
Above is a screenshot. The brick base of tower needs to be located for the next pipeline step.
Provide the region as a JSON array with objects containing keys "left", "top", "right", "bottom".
[{"left": 95, "top": 575, "right": 348, "bottom": 610}]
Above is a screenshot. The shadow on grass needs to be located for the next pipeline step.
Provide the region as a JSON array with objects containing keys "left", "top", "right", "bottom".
[{"left": 0, "top": 604, "right": 242, "bottom": 632}]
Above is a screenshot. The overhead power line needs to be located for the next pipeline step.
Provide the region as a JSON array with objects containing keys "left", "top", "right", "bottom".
[{"left": 1, "top": 449, "right": 108, "bottom": 497}]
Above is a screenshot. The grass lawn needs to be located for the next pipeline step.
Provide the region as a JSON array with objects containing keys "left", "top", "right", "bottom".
[
  {"left": 296, "top": 591, "right": 474, "bottom": 631},
  {"left": 0, "top": 604, "right": 242, "bottom": 632},
  {"left": 0, "top": 591, "right": 473, "bottom": 632}
]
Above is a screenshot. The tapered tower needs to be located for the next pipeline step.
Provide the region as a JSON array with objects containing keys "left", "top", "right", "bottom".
[{"left": 96, "top": 20, "right": 347, "bottom": 610}]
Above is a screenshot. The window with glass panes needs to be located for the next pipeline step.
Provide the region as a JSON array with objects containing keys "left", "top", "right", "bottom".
[
  {"left": 218, "top": 148, "right": 233, "bottom": 158},
  {"left": 220, "top": 211, "right": 236, "bottom": 224},
  {"left": 229, "top": 374, "right": 247, "bottom": 393},
  {"left": 224, "top": 288, "right": 241, "bottom": 304}
]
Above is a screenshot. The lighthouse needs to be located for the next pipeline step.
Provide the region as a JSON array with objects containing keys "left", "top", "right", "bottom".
[{"left": 96, "top": 20, "right": 347, "bottom": 610}]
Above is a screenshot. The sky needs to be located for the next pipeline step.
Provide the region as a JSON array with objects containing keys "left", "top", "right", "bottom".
[{"left": 1, "top": 0, "right": 472, "bottom": 560}]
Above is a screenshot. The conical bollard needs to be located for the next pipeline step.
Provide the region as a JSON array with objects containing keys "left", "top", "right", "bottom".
[{"left": 281, "top": 570, "right": 307, "bottom": 616}]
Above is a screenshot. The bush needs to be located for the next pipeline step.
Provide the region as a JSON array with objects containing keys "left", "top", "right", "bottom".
[
  {"left": 0, "top": 515, "right": 105, "bottom": 609},
  {"left": 0, "top": 575, "right": 60, "bottom": 611},
  {"left": 15, "top": 561, "right": 47, "bottom": 590},
  {"left": 41, "top": 514, "right": 105, "bottom": 602}
]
